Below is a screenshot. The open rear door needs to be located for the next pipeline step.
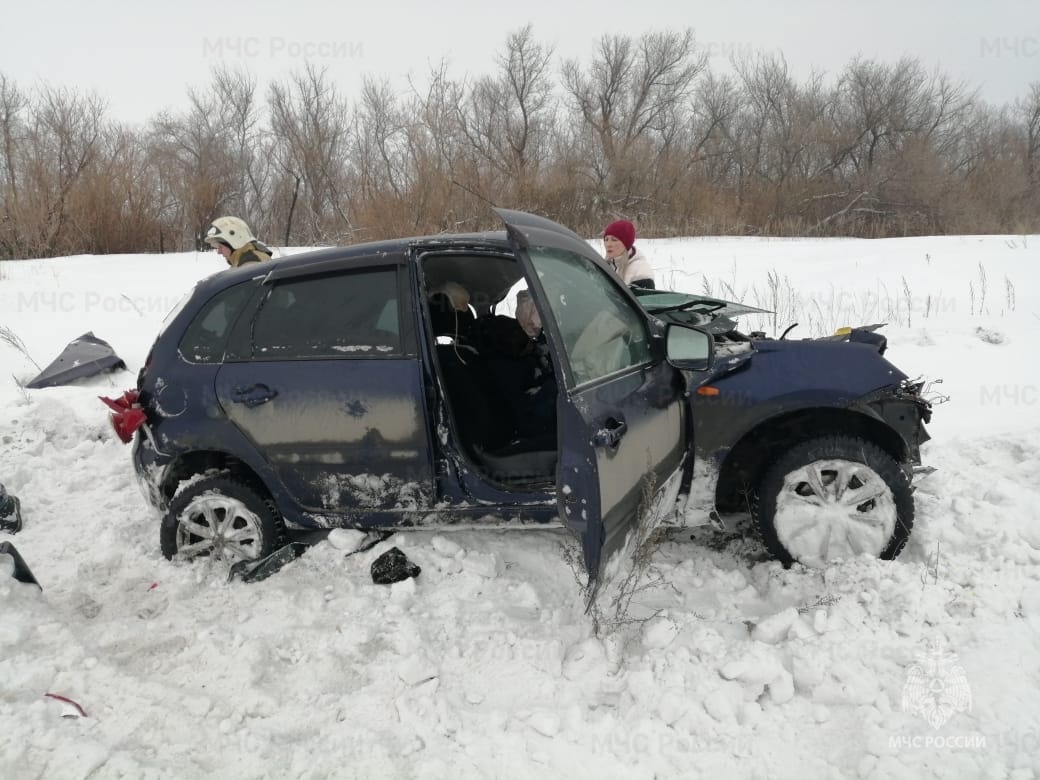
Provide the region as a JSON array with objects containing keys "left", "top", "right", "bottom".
[{"left": 495, "top": 209, "right": 688, "bottom": 583}]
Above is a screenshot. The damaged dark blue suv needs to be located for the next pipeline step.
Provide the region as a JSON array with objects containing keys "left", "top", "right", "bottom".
[{"left": 110, "top": 209, "right": 933, "bottom": 579}]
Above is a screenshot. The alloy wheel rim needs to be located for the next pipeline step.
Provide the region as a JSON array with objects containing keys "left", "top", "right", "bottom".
[{"left": 175, "top": 494, "right": 263, "bottom": 564}]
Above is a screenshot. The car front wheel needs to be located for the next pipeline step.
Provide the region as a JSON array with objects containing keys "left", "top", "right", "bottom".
[
  {"left": 160, "top": 476, "right": 283, "bottom": 565},
  {"left": 754, "top": 435, "right": 914, "bottom": 567}
]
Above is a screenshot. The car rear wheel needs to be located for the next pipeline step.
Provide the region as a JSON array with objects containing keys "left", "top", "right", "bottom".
[
  {"left": 160, "top": 476, "right": 283, "bottom": 565},
  {"left": 754, "top": 435, "right": 914, "bottom": 567}
]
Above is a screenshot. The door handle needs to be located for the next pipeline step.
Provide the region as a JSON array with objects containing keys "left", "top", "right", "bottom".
[
  {"left": 231, "top": 384, "right": 278, "bottom": 407},
  {"left": 592, "top": 416, "right": 628, "bottom": 450}
]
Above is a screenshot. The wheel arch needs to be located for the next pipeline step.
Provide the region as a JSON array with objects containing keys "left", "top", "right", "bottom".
[
  {"left": 713, "top": 407, "right": 909, "bottom": 514},
  {"left": 160, "top": 450, "right": 273, "bottom": 507}
]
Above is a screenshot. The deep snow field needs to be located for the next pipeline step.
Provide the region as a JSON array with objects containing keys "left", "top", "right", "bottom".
[{"left": 1, "top": 233, "right": 1039, "bottom": 779}]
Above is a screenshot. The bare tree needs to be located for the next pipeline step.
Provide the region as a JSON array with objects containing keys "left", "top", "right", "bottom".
[
  {"left": 401, "top": 61, "right": 479, "bottom": 231},
  {"left": 17, "top": 85, "right": 106, "bottom": 255},
  {"left": 210, "top": 66, "right": 270, "bottom": 230},
  {"left": 2, "top": 39, "right": 1040, "bottom": 257},
  {"left": 0, "top": 74, "right": 27, "bottom": 256},
  {"left": 352, "top": 77, "right": 410, "bottom": 200},
  {"left": 1021, "top": 82, "right": 1040, "bottom": 187},
  {"left": 268, "top": 63, "right": 352, "bottom": 244},
  {"left": 562, "top": 29, "right": 707, "bottom": 211},
  {"left": 459, "top": 24, "right": 556, "bottom": 202},
  {"left": 149, "top": 68, "right": 254, "bottom": 248}
]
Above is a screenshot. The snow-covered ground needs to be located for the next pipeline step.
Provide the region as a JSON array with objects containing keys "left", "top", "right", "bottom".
[{"left": 1, "top": 234, "right": 1038, "bottom": 779}]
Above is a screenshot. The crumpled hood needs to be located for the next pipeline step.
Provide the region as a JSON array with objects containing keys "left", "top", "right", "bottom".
[{"left": 717, "top": 338, "right": 909, "bottom": 397}]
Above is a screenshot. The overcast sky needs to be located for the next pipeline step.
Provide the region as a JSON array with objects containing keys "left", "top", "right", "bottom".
[{"left": 3, "top": 0, "right": 1037, "bottom": 123}]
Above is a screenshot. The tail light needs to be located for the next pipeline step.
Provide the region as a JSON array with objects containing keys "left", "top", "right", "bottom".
[{"left": 100, "top": 389, "right": 146, "bottom": 444}]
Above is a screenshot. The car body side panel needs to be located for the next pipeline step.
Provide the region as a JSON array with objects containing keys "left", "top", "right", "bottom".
[
  {"left": 215, "top": 358, "right": 435, "bottom": 513},
  {"left": 689, "top": 341, "right": 909, "bottom": 456}
]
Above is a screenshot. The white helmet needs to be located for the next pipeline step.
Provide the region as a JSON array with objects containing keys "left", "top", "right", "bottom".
[{"left": 204, "top": 216, "right": 256, "bottom": 250}]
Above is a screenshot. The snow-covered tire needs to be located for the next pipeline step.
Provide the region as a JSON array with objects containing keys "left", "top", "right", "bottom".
[
  {"left": 754, "top": 435, "right": 914, "bottom": 567},
  {"left": 160, "top": 476, "right": 283, "bottom": 565}
]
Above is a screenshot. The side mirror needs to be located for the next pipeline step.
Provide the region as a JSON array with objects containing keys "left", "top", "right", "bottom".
[{"left": 665, "top": 324, "right": 714, "bottom": 371}]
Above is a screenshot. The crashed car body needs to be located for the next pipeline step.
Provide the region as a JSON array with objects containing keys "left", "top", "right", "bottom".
[
  {"left": 119, "top": 209, "right": 713, "bottom": 581},
  {"left": 634, "top": 289, "right": 933, "bottom": 565},
  {"left": 112, "top": 209, "right": 933, "bottom": 577}
]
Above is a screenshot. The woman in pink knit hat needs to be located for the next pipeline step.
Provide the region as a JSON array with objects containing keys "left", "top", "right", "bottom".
[{"left": 602, "top": 219, "right": 655, "bottom": 289}]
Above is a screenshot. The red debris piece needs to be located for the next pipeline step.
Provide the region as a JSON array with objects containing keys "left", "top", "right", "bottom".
[
  {"left": 99, "top": 389, "right": 139, "bottom": 412},
  {"left": 99, "top": 389, "right": 145, "bottom": 444},
  {"left": 44, "top": 692, "right": 88, "bottom": 718}
]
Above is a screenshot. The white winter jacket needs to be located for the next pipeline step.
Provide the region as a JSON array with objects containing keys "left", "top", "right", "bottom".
[{"left": 609, "top": 247, "right": 655, "bottom": 287}]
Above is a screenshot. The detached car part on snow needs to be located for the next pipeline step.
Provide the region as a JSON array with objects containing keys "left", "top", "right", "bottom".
[
  {"left": 27, "top": 332, "right": 127, "bottom": 389},
  {"left": 0, "top": 483, "right": 23, "bottom": 534},
  {"left": 106, "top": 209, "right": 933, "bottom": 579}
]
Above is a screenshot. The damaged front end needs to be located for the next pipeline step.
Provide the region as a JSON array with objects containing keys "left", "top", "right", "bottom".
[
  {"left": 679, "top": 371, "right": 940, "bottom": 530},
  {"left": 855, "top": 377, "right": 935, "bottom": 469}
]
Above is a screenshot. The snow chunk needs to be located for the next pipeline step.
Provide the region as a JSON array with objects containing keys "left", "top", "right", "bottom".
[
  {"left": 431, "top": 535, "right": 462, "bottom": 557},
  {"left": 767, "top": 670, "right": 795, "bottom": 704},
  {"left": 792, "top": 655, "right": 827, "bottom": 692},
  {"left": 974, "top": 326, "right": 1006, "bottom": 345},
  {"left": 642, "top": 616, "right": 679, "bottom": 650},
  {"left": 704, "top": 687, "right": 740, "bottom": 724},
  {"left": 1020, "top": 584, "right": 1040, "bottom": 618},
  {"left": 0, "top": 614, "right": 24, "bottom": 645},
  {"left": 461, "top": 550, "right": 504, "bottom": 579},
  {"left": 811, "top": 661, "right": 880, "bottom": 706},
  {"left": 184, "top": 696, "right": 213, "bottom": 718},
  {"left": 751, "top": 607, "right": 800, "bottom": 644},
  {"left": 398, "top": 658, "right": 438, "bottom": 687},
  {"left": 562, "top": 637, "right": 607, "bottom": 681},
  {"left": 526, "top": 710, "right": 561, "bottom": 737},
  {"left": 389, "top": 577, "right": 417, "bottom": 602},
  {"left": 327, "top": 528, "right": 370, "bottom": 552},
  {"left": 813, "top": 609, "right": 828, "bottom": 633},
  {"left": 656, "top": 690, "right": 689, "bottom": 726},
  {"left": 720, "top": 651, "right": 795, "bottom": 704}
]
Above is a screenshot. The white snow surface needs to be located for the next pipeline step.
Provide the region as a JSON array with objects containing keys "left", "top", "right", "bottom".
[{"left": 1, "top": 236, "right": 1039, "bottom": 778}]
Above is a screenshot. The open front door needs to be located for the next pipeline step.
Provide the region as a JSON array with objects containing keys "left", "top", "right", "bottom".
[{"left": 495, "top": 209, "right": 688, "bottom": 582}]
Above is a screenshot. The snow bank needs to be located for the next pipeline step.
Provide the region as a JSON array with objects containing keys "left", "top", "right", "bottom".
[{"left": 1, "top": 237, "right": 1038, "bottom": 778}]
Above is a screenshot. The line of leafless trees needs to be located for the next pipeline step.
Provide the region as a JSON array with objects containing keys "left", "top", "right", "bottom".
[{"left": 2, "top": 26, "right": 1038, "bottom": 258}]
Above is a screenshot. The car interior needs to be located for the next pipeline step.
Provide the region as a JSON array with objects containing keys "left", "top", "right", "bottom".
[{"left": 420, "top": 251, "right": 558, "bottom": 488}]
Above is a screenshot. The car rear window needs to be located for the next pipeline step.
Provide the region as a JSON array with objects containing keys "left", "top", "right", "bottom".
[{"left": 178, "top": 282, "right": 255, "bottom": 363}]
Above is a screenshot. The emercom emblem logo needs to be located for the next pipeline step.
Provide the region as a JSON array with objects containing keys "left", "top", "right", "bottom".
[{"left": 901, "top": 638, "right": 973, "bottom": 729}]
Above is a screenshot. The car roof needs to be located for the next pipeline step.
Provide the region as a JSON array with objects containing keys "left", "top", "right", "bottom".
[{"left": 202, "top": 229, "right": 521, "bottom": 306}]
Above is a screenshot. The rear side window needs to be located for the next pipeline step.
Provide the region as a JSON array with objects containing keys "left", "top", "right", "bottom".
[
  {"left": 249, "top": 268, "right": 401, "bottom": 359},
  {"left": 178, "top": 283, "right": 254, "bottom": 363}
]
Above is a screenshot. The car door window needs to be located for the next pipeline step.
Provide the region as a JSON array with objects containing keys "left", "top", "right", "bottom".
[
  {"left": 178, "top": 282, "right": 255, "bottom": 363},
  {"left": 250, "top": 269, "right": 400, "bottom": 359},
  {"left": 528, "top": 247, "right": 652, "bottom": 386}
]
